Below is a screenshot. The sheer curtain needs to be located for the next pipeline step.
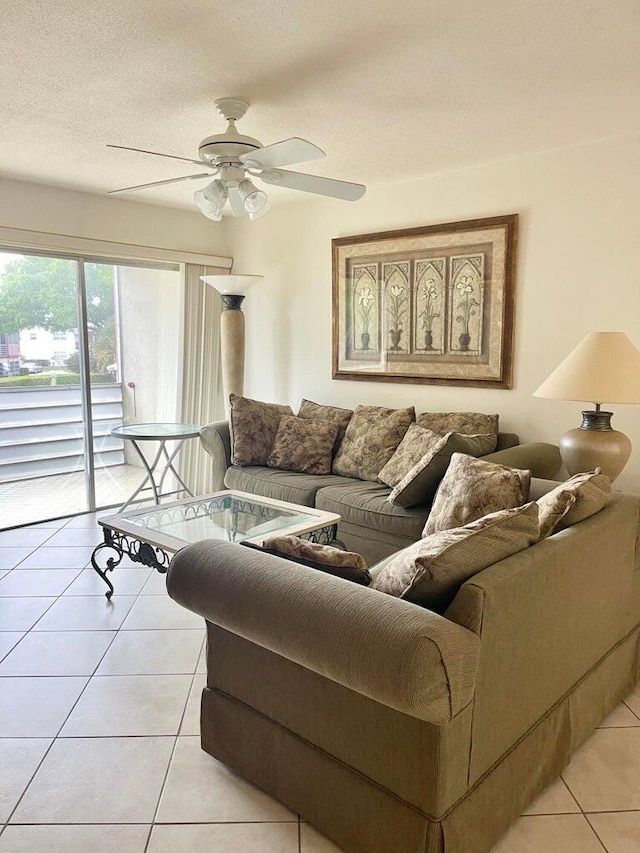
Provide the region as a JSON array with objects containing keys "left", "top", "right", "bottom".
[{"left": 180, "top": 263, "right": 225, "bottom": 494}]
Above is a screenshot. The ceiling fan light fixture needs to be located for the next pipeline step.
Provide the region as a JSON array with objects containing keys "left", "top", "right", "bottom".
[
  {"left": 238, "top": 179, "right": 268, "bottom": 215},
  {"left": 194, "top": 179, "right": 227, "bottom": 218}
]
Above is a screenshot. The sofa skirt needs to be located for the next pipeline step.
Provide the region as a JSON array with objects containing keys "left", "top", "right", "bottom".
[{"left": 199, "top": 624, "right": 640, "bottom": 853}]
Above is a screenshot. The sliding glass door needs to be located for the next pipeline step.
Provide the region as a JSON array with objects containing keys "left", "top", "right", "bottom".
[{"left": 0, "top": 250, "right": 182, "bottom": 529}]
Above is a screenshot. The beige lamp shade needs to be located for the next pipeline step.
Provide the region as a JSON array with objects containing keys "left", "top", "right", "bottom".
[
  {"left": 533, "top": 331, "right": 640, "bottom": 482},
  {"left": 533, "top": 331, "right": 640, "bottom": 404}
]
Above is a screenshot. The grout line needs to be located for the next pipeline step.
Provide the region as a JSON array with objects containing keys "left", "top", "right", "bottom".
[{"left": 585, "top": 814, "right": 614, "bottom": 852}]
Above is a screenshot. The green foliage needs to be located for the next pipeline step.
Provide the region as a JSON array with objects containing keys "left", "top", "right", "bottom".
[
  {"left": 0, "top": 373, "right": 113, "bottom": 388},
  {"left": 0, "top": 257, "right": 115, "bottom": 334}
]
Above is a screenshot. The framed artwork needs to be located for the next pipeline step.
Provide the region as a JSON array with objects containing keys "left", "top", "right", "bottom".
[{"left": 332, "top": 214, "right": 518, "bottom": 388}]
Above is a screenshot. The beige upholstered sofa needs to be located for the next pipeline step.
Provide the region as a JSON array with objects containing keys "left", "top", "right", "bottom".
[
  {"left": 167, "top": 478, "right": 640, "bottom": 853},
  {"left": 200, "top": 417, "right": 561, "bottom": 564}
]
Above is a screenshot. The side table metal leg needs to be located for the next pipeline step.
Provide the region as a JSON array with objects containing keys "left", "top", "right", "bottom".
[
  {"left": 157, "top": 439, "right": 194, "bottom": 498},
  {"left": 120, "top": 439, "right": 164, "bottom": 509},
  {"left": 91, "top": 531, "right": 124, "bottom": 599}
]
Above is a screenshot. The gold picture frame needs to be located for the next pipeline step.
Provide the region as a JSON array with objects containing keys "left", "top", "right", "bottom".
[{"left": 332, "top": 214, "right": 518, "bottom": 388}]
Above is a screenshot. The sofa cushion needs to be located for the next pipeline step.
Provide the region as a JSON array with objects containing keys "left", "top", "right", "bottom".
[
  {"left": 554, "top": 469, "right": 613, "bottom": 532},
  {"left": 298, "top": 399, "right": 353, "bottom": 455},
  {"left": 315, "top": 481, "right": 429, "bottom": 541},
  {"left": 230, "top": 394, "right": 293, "bottom": 466},
  {"left": 267, "top": 415, "right": 339, "bottom": 475},
  {"left": 382, "top": 429, "right": 499, "bottom": 509},
  {"left": 423, "top": 453, "right": 531, "bottom": 535},
  {"left": 224, "top": 465, "right": 362, "bottom": 508},
  {"left": 332, "top": 404, "right": 415, "bottom": 481},
  {"left": 254, "top": 535, "right": 371, "bottom": 585},
  {"left": 371, "top": 502, "right": 539, "bottom": 612},
  {"left": 417, "top": 411, "right": 499, "bottom": 436}
]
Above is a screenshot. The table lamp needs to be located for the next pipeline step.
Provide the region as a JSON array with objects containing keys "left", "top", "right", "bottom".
[{"left": 533, "top": 331, "right": 640, "bottom": 482}]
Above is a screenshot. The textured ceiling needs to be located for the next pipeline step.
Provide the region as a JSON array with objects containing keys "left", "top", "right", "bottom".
[{"left": 1, "top": 0, "right": 639, "bottom": 212}]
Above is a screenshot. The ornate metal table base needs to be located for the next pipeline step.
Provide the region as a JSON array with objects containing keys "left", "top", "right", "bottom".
[
  {"left": 91, "top": 529, "right": 172, "bottom": 599},
  {"left": 91, "top": 522, "right": 343, "bottom": 598}
]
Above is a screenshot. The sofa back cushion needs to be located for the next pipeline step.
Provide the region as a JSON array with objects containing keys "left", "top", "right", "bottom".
[
  {"left": 423, "top": 453, "right": 531, "bottom": 535},
  {"left": 297, "top": 399, "right": 353, "bottom": 456},
  {"left": 267, "top": 415, "right": 339, "bottom": 475},
  {"left": 332, "top": 404, "right": 415, "bottom": 482},
  {"left": 380, "top": 426, "right": 498, "bottom": 508},
  {"left": 230, "top": 394, "right": 293, "bottom": 466},
  {"left": 417, "top": 411, "right": 499, "bottom": 436},
  {"left": 371, "top": 502, "right": 539, "bottom": 612}
]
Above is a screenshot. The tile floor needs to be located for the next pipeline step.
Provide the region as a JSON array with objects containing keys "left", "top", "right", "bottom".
[{"left": 1, "top": 512, "right": 640, "bottom": 852}]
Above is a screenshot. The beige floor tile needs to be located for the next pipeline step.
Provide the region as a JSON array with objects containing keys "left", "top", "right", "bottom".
[
  {"left": 0, "top": 569, "right": 80, "bottom": 597},
  {"left": 0, "top": 825, "right": 150, "bottom": 853},
  {"left": 491, "top": 814, "right": 606, "bottom": 852},
  {"left": 32, "top": 595, "right": 136, "bottom": 631},
  {"left": 598, "top": 702, "right": 640, "bottom": 727},
  {"left": 180, "top": 672, "right": 207, "bottom": 735},
  {"left": 0, "top": 738, "right": 52, "bottom": 822},
  {"left": 0, "top": 529, "right": 54, "bottom": 548},
  {"left": 140, "top": 570, "right": 170, "bottom": 594},
  {"left": 60, "top": 673, "right": 192, "bottom": 736},
  {"left": 563, "top": 728, "right": 640, "bottom": 811},
  {"left": 0, "top": 597, "right": 56, "bottom": 631},
  {"left": 196, "top": 642, "right": 207, "bottom": 673},
  {"left": 522, "top": 777, "right": 580, "bottom": 815},
  {"left": 300, "top": 824, "right": 345, "bottom": 852},
  {"left": 624, "top": 684, "right": 640, "bottom": 719},
  {"left": 0, "top": 632, "right": 24, "bottom": 660},
  {"left": 0, "top": 549, "right": 35, "bottom": 572},
  {"left": 156, "top": 735, "right": 296, "bottom": 823},
  {"left": 16, "top": 546, "right": 96, "bottom": 570},
  {"left": 588, "top": 811, "right": 640, "bottom": 852},
  {"left": 148, "top": 823, "right": 299, "bottom": 853},
  {"left": 0, "top": 631, "right": 115, "bottom": 676},
  {"left": 11, "top": 736, "right": 174, "bottom": 823},
  {"left": 43, "top": 528, "right": 104, "bottom": 547},
  {"left": 121, "top": 595, "right": 204, "bottom": 630},
  {"left": 0, "top": 676, "right": 88, "bottom": 737},
  {"left": 96, "top": 629, "right": 203, "bottom": 675},
  {"left": 63, "top": 567, "right": 151, "bottom": 596}
]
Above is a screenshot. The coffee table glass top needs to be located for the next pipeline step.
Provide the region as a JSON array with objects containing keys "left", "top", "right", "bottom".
[{"left": 99, "top": 490, "right": 339, "bottom": 553}]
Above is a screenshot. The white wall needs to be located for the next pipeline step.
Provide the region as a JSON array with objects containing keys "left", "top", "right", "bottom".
[
  {"left": 226, "top": 134, "right": 640, "bottom": 493},
  {"left": 0, "top": 176, "right": 228, "bottom": 258}
]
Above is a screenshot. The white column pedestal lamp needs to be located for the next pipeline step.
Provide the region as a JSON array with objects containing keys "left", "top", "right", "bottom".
[
  {"left": 533, "top": 331, "right": 640, "bottom": 483},
  {"left": 200, "top": 275, "right": 263, "bottom": 416}
]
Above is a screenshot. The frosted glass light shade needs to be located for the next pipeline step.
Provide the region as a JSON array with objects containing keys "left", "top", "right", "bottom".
[
  {"left": 533, "top": 332, "right": 640, "bottom": 405},
  {"left": 200, "top": 274, "right": 263, "bottom": 296}
]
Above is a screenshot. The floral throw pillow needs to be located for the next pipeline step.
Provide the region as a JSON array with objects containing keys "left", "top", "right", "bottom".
[
  {"left": 332, "top": 405, "right": 415, "bottom": 482},
  {"left": 423, "top": 453, "right": 531, "bottom": 535},
  {"left": 267, "top": 416, "right": 339, "bottom": 475},
  {"left": 384, "top": 430, "right": 499, "bottom": 509},
  {"left": 297, "top": 399, "right": 353, "bottom": 456},
  {"left": 371, "top": 502, "right": 539, "bottom": 612},
  {"left": 539, "top": 469, "right": 612, "bottom": 537},
  {"left": 249, "top": 536, "right": 371, "bottom": 585},
  {"left": 417, "top": 411, "right": 499, "bottom": 437},
  {"left": 229, "top": 394, "right": 293, "bottom": 467}
]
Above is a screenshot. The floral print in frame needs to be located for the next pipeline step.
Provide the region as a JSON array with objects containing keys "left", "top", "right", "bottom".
[{"left": 332, "top": 215, "right": 517, "bottom": 388}]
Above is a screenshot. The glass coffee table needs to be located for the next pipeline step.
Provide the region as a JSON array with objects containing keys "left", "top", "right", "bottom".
[{"left": 91, "top": 490, "right": 341, "bottom": 598}]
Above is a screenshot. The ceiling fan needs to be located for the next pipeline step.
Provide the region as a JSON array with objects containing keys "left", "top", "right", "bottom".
[{"left": 108, "top": 98, "right": 366, "bottom": 221}]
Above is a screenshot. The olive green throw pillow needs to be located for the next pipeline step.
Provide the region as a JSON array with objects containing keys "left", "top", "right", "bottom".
[
  {"left": 372, "top": 502, "right": 539, "bottom": 612},
  {"left": 423, "top": 453, "right": 531, "bottom": 535},
  {"left": 379, "top": 425, "right": 499, "bottom": 508},
  {"left": 332, "top": 404, "right": 415, "bottom": 482},
  {"left": 267, "top": 415, "right": 339, "bottom": 475},
  {"left": 230, "top": 394, "right": 293, "bottom": 466}
]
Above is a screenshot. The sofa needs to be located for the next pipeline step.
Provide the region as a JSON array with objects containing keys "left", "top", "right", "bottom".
[
  {"left": 200, "top": 404, "right": 561, "bottom": 565},
  {"left": 167, "top": 477, "right": 640, "bottom": 853}
]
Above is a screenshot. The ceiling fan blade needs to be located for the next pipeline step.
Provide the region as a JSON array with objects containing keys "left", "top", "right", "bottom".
[
  {"left": 259, "top": 169, "right": 366, "bottom": 201},
  {"left": 241, "top": 138, "right": 325, "bottom": 170},
  {"left": 107, "top": 144, "right": 206, "bottom": 167},
  {"left": 227, "top": 186, "right": 246, "bottom": 216},
  {"left": 108, "top": 173, "right": 212, "bottom": 194}
]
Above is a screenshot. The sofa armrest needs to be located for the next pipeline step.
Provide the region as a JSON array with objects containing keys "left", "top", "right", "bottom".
[
  {"left": 200, "top": 421, "right": 231, "bottom": 490},
  {"left": 167, "top": 540, "right": 480, "bottom": 724},
  {"left": 481, "top": 442, "right": 561, "bottom": 479}
]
